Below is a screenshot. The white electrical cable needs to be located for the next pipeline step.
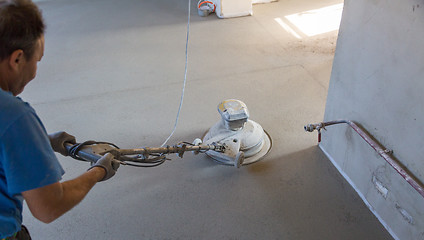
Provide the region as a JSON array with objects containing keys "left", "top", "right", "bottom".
[{"left": 160, "top": 0, "right": 191, "bottom": 147}]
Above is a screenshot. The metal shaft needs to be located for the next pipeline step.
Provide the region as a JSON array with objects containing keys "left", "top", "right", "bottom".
[
  {"left": 65, "top": 142, "right": 224, "bottom": 162},
  {"left": 117, "top": 144, "right": 223, "bottom": 156},
  {"left": 65, "top": 143, "right": 101, "bottom": 162}
]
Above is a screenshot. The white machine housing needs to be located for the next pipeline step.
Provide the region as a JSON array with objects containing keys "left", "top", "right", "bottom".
[{"left": 203, "top": 99, "right": 271, "bottom": 167}]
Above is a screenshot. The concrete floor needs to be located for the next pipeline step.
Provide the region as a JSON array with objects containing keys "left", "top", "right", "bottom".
[{"left": 21, "top": 0, "right": 393, "bottom": 239}]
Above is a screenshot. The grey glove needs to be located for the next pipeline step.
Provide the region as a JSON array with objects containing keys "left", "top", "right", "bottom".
[
  {"left": 88, "top": 153, "right": 120, "bottom": 182},
  {"left": 48, "top": 131, "right": 76, "bottom": 156}
]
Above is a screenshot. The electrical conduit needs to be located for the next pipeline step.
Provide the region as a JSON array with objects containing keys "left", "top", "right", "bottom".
[{"left": 305, "top": 120, "right": 424, "bottom": 198}]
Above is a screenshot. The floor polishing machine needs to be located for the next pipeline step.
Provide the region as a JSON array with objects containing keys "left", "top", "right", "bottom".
[{"left": 66, "top": 99, "right": 272, "bottom": 168}]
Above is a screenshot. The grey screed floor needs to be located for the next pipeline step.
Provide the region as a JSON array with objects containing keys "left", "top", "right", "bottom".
[{"left": 21, "top": 0, "right": 393, "bottom": 239}]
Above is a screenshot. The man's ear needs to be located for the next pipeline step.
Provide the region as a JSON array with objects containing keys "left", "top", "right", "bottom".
[{"left": 8, "top": 49, "right": 25, "bottom": 71}]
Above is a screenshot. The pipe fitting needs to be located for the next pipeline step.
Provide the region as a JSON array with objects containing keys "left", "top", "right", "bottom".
[
  {"left": 304, "top": 123, "right": 325, "bottom": 132},
  {"left": 304, "top": 124, "right": 316, "bottom": 132}
]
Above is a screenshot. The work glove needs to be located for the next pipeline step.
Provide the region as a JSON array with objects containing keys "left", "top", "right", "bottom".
[
  {"left": 48, "top": 131, "right": 76, "bottom": 156},
  {"left": 88, "top": 153, "right": 120, "bottom": 182}
]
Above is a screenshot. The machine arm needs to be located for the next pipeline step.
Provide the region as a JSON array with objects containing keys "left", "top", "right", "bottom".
[{"left": 65, "top": 140, "right": 226, "bottom": 168}]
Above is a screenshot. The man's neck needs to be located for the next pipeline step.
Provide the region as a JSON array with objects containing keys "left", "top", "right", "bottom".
[{"left": 0, "top": 60, "right": 11, "bottom": 93}]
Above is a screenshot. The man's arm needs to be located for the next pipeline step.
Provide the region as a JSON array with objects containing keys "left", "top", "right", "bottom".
[
  {"left": 21, "top": 153, "right": 119, "bottom": 223},
  {"left": 22, "top": 167, "right": 105, "bottom": 223}
]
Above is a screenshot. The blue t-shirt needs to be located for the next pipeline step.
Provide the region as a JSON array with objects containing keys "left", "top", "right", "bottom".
[{"left": 0, "top": 90, "right": 65, "bottom": 238}]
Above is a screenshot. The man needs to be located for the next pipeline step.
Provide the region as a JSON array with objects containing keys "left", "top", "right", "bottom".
[{"left": 0, "top": 1, "right": 120, "bottom": 239}]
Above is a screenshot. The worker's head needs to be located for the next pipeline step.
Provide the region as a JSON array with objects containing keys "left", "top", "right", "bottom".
[{"left": 0, "top": 0, "right": 45, "bottom": 96}]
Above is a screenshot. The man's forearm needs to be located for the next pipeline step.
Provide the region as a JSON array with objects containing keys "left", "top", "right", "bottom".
[
  {"left": 57, "top": 168, "right": 105, "bottom": 213},
  {"left": 23, "top": 167, "right": 105, "bottom": 223}
]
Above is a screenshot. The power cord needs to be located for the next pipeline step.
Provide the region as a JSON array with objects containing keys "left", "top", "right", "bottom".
[
  {"left": 160, "top": 0, "right": 191, "bottom": 147},
  {"left": 68, "top": 141, "right": 120, "bottom": 162},
  {"left": 69, "top": 0, "right": 193, "bottom": 167},
  {"left": 68, "top": 141, "right": 168, "bottom": 167}
]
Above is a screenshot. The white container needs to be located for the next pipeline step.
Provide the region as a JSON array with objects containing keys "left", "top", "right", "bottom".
[{"left": 215, "top": 0, "right": 253, "bottom": 19}]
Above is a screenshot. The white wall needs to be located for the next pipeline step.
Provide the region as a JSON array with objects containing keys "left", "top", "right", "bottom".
[{"left": 321, "top": 0, "right": 424, "bottom": 239}]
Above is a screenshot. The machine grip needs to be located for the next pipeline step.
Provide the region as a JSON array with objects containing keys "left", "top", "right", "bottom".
[{"left": 65, "top": 142, "right": 103, "bottom": 163}]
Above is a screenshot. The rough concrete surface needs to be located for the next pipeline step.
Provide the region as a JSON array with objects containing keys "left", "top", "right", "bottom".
[
  {"left": 20, "top": 0, "right": 392, "bottom": 239},
  {"left": 321, "top": 0, "right": 424, "bottom": 239}
]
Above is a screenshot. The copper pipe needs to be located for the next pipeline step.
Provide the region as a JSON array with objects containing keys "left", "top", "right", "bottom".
[{"left": 305, "top": 120, "right": 424, "bottom": 198}]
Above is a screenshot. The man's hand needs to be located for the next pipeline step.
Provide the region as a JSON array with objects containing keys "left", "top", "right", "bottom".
[
  {"left": 49, "top": 132, "right": 76, "bottom": 156},
  {"left": 23, "top": 153, "right": 119, "bottom": 223},
  {"left": 88, "top": 153, "right": 120, "bottom": 182},
  {"left": 48, "top": 131, "right": 76, "bottom": 156}
]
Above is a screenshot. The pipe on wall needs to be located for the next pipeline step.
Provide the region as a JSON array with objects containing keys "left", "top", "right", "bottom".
[{"left": 305, "top": 120, "right": 424, "bottom": 198}]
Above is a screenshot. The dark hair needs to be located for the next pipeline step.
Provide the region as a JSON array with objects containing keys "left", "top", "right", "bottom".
[{"left": 0, "top": 0, "right": 45, "bottom": 61}]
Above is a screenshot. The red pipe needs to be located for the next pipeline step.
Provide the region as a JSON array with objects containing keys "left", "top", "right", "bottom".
[{"left": 305, "top": 120, "right": 424, "bottom": 198}]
